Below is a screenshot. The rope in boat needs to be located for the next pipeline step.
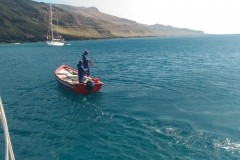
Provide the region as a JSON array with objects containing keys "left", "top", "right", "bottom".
[{"left": 0, "top": 97, "right": 15, "bottom": 160}]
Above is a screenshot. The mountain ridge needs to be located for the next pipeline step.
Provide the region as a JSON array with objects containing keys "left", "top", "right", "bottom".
[{"left": 0, "top": 0, "right": 204, "bottom": 43}]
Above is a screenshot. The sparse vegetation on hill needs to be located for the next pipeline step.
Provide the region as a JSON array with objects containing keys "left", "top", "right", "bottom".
[{"left": 0, "top": 0, "right": 204, "bottom": 43}]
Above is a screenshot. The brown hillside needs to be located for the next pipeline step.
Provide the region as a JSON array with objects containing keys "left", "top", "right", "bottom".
[{"left": 0, "top": 0, "right": 204, "bottom": 43}]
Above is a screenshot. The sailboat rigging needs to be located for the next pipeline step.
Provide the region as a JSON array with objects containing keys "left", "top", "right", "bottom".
[{"left": 46, "top": 4, "right": 64, "bottom": 46}]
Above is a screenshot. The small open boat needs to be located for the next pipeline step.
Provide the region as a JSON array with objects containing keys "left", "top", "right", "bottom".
[{"left": 55, "top": 64, "right": 103, "bottom": 94}]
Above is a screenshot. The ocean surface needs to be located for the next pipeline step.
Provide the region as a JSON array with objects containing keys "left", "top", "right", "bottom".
[{"left": 1, "top": 35, "right": 240, "bottom": 159}]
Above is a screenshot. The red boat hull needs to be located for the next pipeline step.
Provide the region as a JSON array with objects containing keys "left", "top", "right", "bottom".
[{"left": 55, "top": 65, "right": 102, "bottom": 94}]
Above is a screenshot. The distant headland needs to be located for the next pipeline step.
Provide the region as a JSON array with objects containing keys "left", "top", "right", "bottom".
[{"left": 0, "top": 0, "right": 204, "bottom": 43}]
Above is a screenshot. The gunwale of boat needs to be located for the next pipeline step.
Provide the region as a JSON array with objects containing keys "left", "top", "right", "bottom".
[{"left": 56, "top": 66, "right": 79, "bottom": 84}]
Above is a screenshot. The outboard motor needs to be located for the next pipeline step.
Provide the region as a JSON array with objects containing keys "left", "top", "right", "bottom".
[{"left": 85, "top": 80, "right": 94, "bottom": 93}]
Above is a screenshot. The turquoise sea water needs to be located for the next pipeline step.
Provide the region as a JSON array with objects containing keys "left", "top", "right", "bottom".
[{"left": 1, "top": 35, "right": 240, "bottom": 159}]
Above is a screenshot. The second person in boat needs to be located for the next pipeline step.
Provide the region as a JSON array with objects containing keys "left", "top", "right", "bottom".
[{"left": 77, "top": 60, "right": 88, "bottom": 83}]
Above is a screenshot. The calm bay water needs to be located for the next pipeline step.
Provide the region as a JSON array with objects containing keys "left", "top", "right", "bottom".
[{"left": 1, "top": 35, "right": 240, "bottom": 159}]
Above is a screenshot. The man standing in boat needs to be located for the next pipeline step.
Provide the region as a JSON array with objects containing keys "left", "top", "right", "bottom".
[
  {"left": 82, "top": 50, "right": 93, "bottom": 77},
  {"left": 77, "top": 60, "right": 88, "bottom": 83}
]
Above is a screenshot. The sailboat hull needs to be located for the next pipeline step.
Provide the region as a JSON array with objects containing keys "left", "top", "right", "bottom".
[{"left": 46, "top": 41, "right": 64, "bottom": 46}]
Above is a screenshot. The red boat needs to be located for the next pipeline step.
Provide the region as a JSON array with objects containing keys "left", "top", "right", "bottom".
[{"left": 55, "top": 64, "right": 103, "bottom": 94}]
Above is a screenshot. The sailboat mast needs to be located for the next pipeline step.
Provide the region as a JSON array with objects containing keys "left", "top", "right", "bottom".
[
  {"left": 50, "top": 4, "right": 53, "bottom": 41},
  {"left": 57, "top": 18, "right": 59, "bottom": 40}
]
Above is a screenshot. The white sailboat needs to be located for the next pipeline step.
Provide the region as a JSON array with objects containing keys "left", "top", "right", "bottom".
[{"left": 46, "top": 4, "right": 64, "bottom": 47}]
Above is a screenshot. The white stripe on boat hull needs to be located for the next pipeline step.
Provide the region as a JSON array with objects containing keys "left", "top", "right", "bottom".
[{"left": 55, "top": 76, "right": 74, "bottom": 89}]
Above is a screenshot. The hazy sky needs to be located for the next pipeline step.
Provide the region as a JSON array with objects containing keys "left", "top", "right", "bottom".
[{"left": 34, "top": 0, "right": 240, "bottom": 34}]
